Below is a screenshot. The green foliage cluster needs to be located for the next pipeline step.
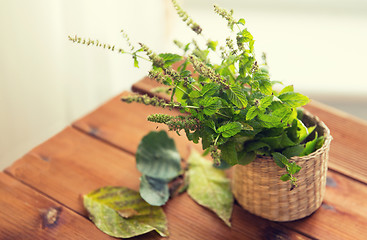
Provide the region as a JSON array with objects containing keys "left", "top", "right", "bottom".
[{"left": 69, "top": 0, "right": 325, "bottom": 187}]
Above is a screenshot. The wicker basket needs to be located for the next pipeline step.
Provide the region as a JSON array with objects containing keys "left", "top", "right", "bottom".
[{"left": 232, "top": 111, "right": 332, "bottom": 222}]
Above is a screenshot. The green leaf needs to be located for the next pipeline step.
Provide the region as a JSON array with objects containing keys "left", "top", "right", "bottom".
[
  {"left": 207, "top": 40, "right": 218, "bottom": 51},
  {"left": 238, "top": 28, "right": 253, "bottom": 41},
  {"left": 227, "top": 86, "right": 248, "bottom": 109},
  {"left": 246, "top": 106, "right": 259, "bottom": 120},
  {"left": 217, "top": 122, "right": 242, "bottom": 138},
  {"left": 133, "top": 56, "right": 139, "bottom": 68},
  {"left": 288, "top": 162, "right": 301, "bottom": 175},
  {"left": 280, "top": 174, "right": 291, "bottom": 181},
  {"left": 261, "top": 132, "right": 296, "bottom": 150},
  {"left": 315, "top": 136, "right": 325, "bottom": 150},
  {"left": 219, "top": 141, "right": 238, "bottom": 165},
  {"left": 257, "top": 112, "right": 283, "bottom": 128},
  {"left": 136, "top": 131, "right": 181, "bottom": 179},
  {"left": 279, "top": 85, "right": 294, "bottom": 95},
  {"left": 187, "top": 150, "right": 233, "bottom": 226},
  {"left": 175, "top": 81, "right": 188, "bottom": 105},
  {"left": 200, "top": 97, "right": 222, "bottom": 116},
  {"left": 201, "top": 128, "right": 214, "bottom": 150},
  {"left": 237, "top": 18, "right": 246, "bottom": 25},
  {"left": 240, "top": 122, "right": 254, "bottom": 131},
  {"left": 206, "top": 120, "right": 217, "bottom": 132},
  {"left": 180, "top": 69, "right": 192, "bottom": 77},
  {"left": 259, "top": 80, "right": 273, "bottom": 95},
  {"left": 185, "top": 129, "right": 200, "bottom": 144},
  {"left": 237, "top": 151, "right": 256, "bottom": 165},
  {"left": 201, "top": 83, "right": 220, "bottom": 97},
  {"left": 301, "top": 132, "right": 319, "bottom": 156},
  {"left": 159, "top": 53, "right": 182, "bottom": 66},
  {"left": 83, "top": 186, "right": 168, "bottom": 238},
  {"left": 243, "top": 141, "right": 270, "bottom": 153},
  {"left": 139, "top": 175, "right": 169, "bottom": 206},
  {"left": 271, "top": 152, "right": 288, "bottom": 168},
  {"left": 282, "top": 144, "right": 305, "bottom": 158},
  {"left": 278, "top": 92, "right": 310, "bottom": 108},
  {"left": 259, "top": 96, "right": 274, "bottom": 110},
  {"left": 189, "top": 90, "right": 202, "bottom": 98}
]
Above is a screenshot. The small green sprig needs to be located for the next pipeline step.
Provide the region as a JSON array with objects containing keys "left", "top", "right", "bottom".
[
  {"left": 68, "top": 35, "right": 120, "bottom": 53},
  {"left": 188, "top": 55, "right": 227, "bottom": 86},
  {"left": 171, "top": 0, "right": 202, "bottom": 34},
  {"left": 213, "top": 5, "right": 236, "bottom": 30},
  {"left": 121, "top": 94, "right": 181, "bottom": 110}
]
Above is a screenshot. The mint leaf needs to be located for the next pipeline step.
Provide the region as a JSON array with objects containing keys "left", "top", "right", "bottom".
[
  {"left": 237, "top": 18, "right": 246, "bottom": 25},
  {"left": 259, "top": 79, "right": 273, "bottom": 95},
  {"left": 288, "top": 162, "right": 301, "bottom": 175},
  {"left": 201, "top": 83, "right": 220, "bottom": 97},
  {"left": 237, "top": 151, "right": 256, "bottom": 165},
  {"left": 259, "top": 96, "right": 274, "bottom": 110},
  {"left": 278, "top": 92, "right": 309, "bottom": 108},
  {"left": 217, "top": 122, "right": 242, "bottom": 138},
  {"left": 243, "top": 141, "right": 270, "bottom": 153},
  {"left": 220, "top": 141, "right": 238, "bottom": 165},
  {"left": 279, "top": 85, "right": 294, "bottom": 95},
  {"left": 159, "top": 53, "right": 182, "bottom": 66},
  {"left": 246, "top": 106, "right": 259, "bottom": 120},
  {"left": 200, "top": 97, "right": 222, "bottom": 116},
  {"left": 271, "top": 152, "right": 288, "bottom": 168},
  {"left": 280, "top": 174, "right": 291, "bottom": 181},
  {"left": 207, "top": 40, "right": 218, "bottom": 51},
  {"left": 301, "top": 132, "right": 319, "bottom": 156},
  {"left": 226, "top": 85, "right": 248, "bottom": 109},
  {"left": 282, "top": 144, "right": 305, "bottom": 158}
]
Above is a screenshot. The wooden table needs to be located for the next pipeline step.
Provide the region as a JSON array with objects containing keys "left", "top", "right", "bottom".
[{"left": 1, "top": 77, "right": 367, "bottom": 240}]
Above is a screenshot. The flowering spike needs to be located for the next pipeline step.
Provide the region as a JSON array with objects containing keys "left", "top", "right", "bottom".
[
  {"left": 171, "top": 0, "right": 202, "bottom": 34},
  {"left": 121, "top": 94, "right": 181, "bottom": 110}
]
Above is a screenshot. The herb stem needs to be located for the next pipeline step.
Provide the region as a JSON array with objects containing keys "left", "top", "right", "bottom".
[
  {"left": 176, "top": 86, "right": 188, "bottom": 95},
  {"left": 183, "top": 105, "right": 200, "bottom": 109},
  {"left": 214, "top": 134, "right": 220, "bottom": 146},
  {"left": 125, "top": 52, "right": 151, "bottom": 62},
  {"left": 216, "top": 112, "right": 231, "bottom": 119}
]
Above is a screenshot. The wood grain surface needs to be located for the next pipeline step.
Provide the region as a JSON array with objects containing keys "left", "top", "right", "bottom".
[
  {"left": 5, "top": 127, "right": 308, "bottom": 240},
  {"left": 0, "top": 172, "right": 114, "bottom": 240}
]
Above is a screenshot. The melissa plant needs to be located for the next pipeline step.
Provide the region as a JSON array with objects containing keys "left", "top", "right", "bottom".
[{"left": 69, "top": 0, "right": 324, "bottom": 188}]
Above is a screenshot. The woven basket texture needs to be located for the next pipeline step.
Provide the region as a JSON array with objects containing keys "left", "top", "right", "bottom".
[{"left": 232, "top": 111, "right": 332, "bottom": 222}]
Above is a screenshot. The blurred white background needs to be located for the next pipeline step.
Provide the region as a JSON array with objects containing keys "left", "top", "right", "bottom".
[{"left": 1, "top": 0, "right": 366, "bottom": 169}]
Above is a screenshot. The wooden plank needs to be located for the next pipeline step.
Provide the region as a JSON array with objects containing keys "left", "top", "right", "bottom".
[
  {"left": 0, "top": 172, "right": 113, "bottom": 240},
  {"left": 5, "top": 128, "right": 309, "bottom": 240},
  {"left": 132, "top": 77, "right": 367, "bottom": 184},
  {"left": 5, "top": 127, "right": 141, "bottom": 216},
  {"left": 72, "top": 92, "right": 201, "bottom": 161}
]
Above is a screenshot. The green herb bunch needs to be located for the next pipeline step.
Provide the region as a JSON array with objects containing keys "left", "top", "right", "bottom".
[{"left": 69, "top": 1, "right": 325, "bottom": 188}]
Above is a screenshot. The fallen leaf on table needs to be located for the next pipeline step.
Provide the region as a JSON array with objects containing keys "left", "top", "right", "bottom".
[
  {"left": 187, "top": 149, "right": 234, "bottom": 227},
  {"left": 83, "top": 186, "right": 169, "bottom": 238}
]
